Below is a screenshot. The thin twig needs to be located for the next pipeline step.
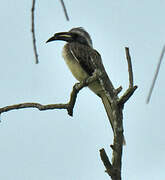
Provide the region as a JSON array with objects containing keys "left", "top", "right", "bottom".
[
  {"left": 115, "top": 86, "right": 123, "bottom": 95},
  {"left": 146, "top": 45, "right": 165, "bottom": 104},
  {"left": 60, "top": 0, "right": 69, "bottom": 21},
  {"left": 31, "top": 0, "right": 39, "bottom": 64},
  {"left": 125, "top": 47, "right": 133, "bottom": 87}
]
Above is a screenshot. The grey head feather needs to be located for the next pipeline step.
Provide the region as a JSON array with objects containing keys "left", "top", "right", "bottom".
[{"left": 69, "top": 27, "right": 93, "bottom": 48}]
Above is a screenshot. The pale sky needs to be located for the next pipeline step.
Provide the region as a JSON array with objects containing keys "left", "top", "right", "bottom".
[{"left": 0, "top": 0, "right": 165, "bottom": 180}]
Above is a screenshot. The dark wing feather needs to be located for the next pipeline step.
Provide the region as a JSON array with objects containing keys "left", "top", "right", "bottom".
[
  {"left": 69, "top": 42, "right": 102, "bottom": 76},
  {"left": 68, "top": 42, "right": 115, "bottom": 98}
]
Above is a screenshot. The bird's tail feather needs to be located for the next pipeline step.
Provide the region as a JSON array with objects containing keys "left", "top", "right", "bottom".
[{"left": 100, "top": 93, "right": 126, "bottom": 145}]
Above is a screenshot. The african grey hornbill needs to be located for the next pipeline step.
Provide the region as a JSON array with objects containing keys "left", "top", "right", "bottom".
[{"left": 46, "top": 27, "right": 124, "bottom": 143}]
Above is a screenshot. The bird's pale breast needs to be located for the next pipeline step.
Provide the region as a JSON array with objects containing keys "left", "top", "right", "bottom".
[{"left": 62, "top": 44, "right": 89, "bottom": 81}]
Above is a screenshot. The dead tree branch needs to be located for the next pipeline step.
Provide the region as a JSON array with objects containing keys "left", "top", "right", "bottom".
[
  {"left": 59, "top": 0, "right": 69, "bottom": 21},
  {"left": 0, "top": 70, "right": 98, "bottom": 116},
  {"left": 100, "top": 148, "right": 114, "bottom": 178},
  {"left": 118, "top": 47, "right": 138, "bottom": 106},
  {"left": 31, "top": 0, "right": 39, "bottom": 64},
  {"left": 99, "top": 47, "right": 137, "bottom": 180},
  {"left": 146, "top": 45, "right": 165, "bottom": 104},
  {"left": 125, "top": 47, "right": 134, "bottom": 87},
  {"left": 118, "top": 86, "right": 137, "bottom": 106}
]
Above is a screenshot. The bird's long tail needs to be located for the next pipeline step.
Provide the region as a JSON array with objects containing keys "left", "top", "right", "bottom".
[{"left": 100, "top": 93, "right": 126, "bottom": 145}]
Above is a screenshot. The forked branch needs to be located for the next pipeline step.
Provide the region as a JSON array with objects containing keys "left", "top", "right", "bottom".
[
  {"left": 99, "top": 47, "right": 137, "bottom": 180},
  {"left": 118, "top": 47, "right": 138, "bottom": 106}
]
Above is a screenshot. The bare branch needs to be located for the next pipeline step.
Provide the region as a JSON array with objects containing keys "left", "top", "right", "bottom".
[
  {"left": 59, "top": 0, "right": 69, "bottom": 21},
  {"left": 114, "top": 86, "right": 123, "bottom": 95},
  {"left": 98, "top": 47, "right": 137, "bottom": 179},
  {"left": 118, "top": 86, "right": 137, "bottom": 106},
  {"left": 118, "top": 48, "right": 138, "bottom": 106},
  {"left": 125, "top": 47, "right": 134, "bottom": 87},
  {"left": 0, "top": 70, "right": 98, "bottom": 116},
  {"left": 146, "top": 45, "right": 165, "bottom": 104},
  {"left": 99, "top": 148, "right": 114, "bottom": 178},
  {"left": 31, "top": 0, "right": 39, "bottom": 64},
  {"left": 0, "top": 103, "right": 68, "bottom": 114}
]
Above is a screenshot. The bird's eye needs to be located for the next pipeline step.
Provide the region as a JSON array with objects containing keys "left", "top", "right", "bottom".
[{"left": 72, "top": 33, "right": 78, "bottom": 40}]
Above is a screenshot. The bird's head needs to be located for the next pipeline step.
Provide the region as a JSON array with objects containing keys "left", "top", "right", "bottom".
[{"left": 46, "top": 27, "right": 93, "bottom": 47}]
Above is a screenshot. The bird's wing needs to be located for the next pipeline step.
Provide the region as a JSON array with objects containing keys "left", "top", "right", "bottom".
[
  {"left": 69, "top": 42, "right": 115, "bottom": 97},
  {"left": 69, "top": 42, "right": 103, "bottom": 76},
  {"left": 69, "top": 42, "right": 118, "bottom": 136}
]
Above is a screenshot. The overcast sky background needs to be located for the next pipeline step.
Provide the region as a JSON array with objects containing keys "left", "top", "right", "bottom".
[{"left": 0, "top": 0, "right": 165, "bottom": 180}]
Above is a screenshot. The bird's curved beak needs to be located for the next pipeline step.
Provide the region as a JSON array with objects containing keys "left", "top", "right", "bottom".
[{"left": 46, "top": 32, "right": 73, "bottom": 43}]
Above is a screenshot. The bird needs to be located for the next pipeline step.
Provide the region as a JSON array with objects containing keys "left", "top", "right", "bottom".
[{"left": 46, "top": 27, "right": 122, "bottom": 143}]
